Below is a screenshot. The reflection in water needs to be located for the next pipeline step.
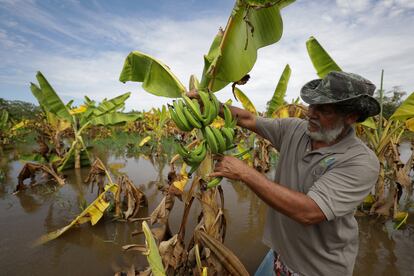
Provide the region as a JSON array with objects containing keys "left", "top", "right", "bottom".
[{"left": 1, "top": 142, "right": 413, "bottom": 275}]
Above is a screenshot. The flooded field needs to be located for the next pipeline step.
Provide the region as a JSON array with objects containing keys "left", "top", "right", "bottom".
[{"left": 0, "top": 140, "right": 413, "bottom": 275}]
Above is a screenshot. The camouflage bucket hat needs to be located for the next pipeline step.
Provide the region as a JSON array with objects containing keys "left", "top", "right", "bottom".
[{"left": 300, "top": 71, "right": 380, "bottom": 117}]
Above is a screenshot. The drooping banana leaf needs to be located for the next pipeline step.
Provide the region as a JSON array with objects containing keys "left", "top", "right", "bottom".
[
  {"left": 306, "top": 36, "right": 342, "bottom": 78},
  {"left": 390, "top": 92, "right": 414, "bottom": 121},
  {"left": 33, "top": 183, "right": 118, "bottom": 246},
  {"left": 119, "top": 51, "right": 186, "bottom": 98},
  {"left": 30, "top": 72, "right": 73, "bottom": 123},
  {"left": 266, "top": 64, "right": 291, "bottom": 117},
  {"left": 142, "top": 221, "right": 166, "bottom": 276},
  {"left": 200, "top": 0, "right": 294, "bottom": 91},
  {"left": 234, "top": 87, "right": 257, "bottom": 114}
]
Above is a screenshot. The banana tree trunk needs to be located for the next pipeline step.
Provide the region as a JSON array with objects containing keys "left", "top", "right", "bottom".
[{"left": 75, "top": 146, "right": 81, "bottom": 169}]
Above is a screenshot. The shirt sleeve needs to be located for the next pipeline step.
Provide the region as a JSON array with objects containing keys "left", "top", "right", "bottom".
[
  {"left": 255, "top": 117, "right": 303, "bottom": 151},
  {"left": 307, "top": 151, "right": 380, "bottom": 221}
]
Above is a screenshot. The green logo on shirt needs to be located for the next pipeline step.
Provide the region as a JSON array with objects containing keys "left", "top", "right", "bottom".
[{"left": 320, "top": 157, "right": 335, "bottom": 169}]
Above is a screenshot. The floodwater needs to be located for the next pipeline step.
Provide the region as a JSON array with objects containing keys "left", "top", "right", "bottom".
[{"left": 0, "top": 142, "right": 413, "bottom": 275}]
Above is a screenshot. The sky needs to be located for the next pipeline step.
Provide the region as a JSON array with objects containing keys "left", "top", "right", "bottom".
[{"left": 0, "top": 0, "right": 413, "bottom": 111}]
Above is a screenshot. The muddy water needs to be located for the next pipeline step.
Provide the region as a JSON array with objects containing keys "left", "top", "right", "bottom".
[{"left": 0, "top": 144, "right": 413, "bottom": 275}]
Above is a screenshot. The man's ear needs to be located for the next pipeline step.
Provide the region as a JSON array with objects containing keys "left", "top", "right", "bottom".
[{"left": 345, "top": 113, "right": 359, "bottom": 125}]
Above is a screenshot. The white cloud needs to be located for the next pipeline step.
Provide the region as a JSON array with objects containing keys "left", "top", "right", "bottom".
[{"left": 0, "top": 0, "right": 413, "bottom": 112}]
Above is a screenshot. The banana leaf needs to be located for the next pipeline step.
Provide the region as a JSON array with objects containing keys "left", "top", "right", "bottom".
[
  {"left": 88, "top": 112, "right": 139, "bottom": 126},
  {"left": 119, "top": 51, "right": 186, "bottom": 98},
  {"left": 306, "top": 36, "right": 342, "bottom": 78},
  {"left": 359, "top": 117, "right": 377, "bottom": 129},
  {"left": 200, "top": 1, "right": 292, "bottom": 91},
  {"left": 142, "top": 221, "right": 166, "bottom": 276},
  {"left": 46, "top": 111, "right": 71, "bottom": 132},
  {"left": 390, "top": 92, "right": 414, "bottom": 121},
  {"left": 79, "top": 93, "right": 132, "bottom": 125},
  {"left": 93, "top": 92, "right": 131, "bottom": 116},
  {"left": 20, "top": 153, "right": 47, "bottom": 164},
  {"left": 30, "top": 72, "right": 73, "bottom": 123},
  {"left": 406, "top": 117, "right": 414, "bottom": 132},
  {"left": 266, "top": 64, "right": 291, "bottom": 117},
  {"left": 234, "top": 87, "right": 257, "bottom": 114},
  {"left": 33, "top": 183, "right": 118, "bottom": 246}
]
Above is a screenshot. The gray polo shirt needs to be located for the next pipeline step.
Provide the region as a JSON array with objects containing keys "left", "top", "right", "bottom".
[{"left": 256, "top": 117, "right": 379, "bottom": 276}]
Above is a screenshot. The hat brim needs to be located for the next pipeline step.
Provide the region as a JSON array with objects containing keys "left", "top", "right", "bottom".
[{"left": 300, "top": 79, "right": 380, "bottom": 117}]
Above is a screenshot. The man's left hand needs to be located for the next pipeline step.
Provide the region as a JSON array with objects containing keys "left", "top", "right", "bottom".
[{"left": 209, "top": 155, "right": 250, "bottom": 181}]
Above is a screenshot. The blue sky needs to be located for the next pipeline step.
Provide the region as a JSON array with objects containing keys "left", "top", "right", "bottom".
[{"left": 1, "top": 0, "right": 413, "bottom": 111}]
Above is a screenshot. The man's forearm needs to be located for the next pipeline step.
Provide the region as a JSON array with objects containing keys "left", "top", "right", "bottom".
[{"left": 240, "top": 167, "right": 326, "bottom": 225}]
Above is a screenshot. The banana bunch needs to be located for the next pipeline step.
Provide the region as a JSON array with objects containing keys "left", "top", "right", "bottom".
[
  {"left": 170, "top": 91, "right": 240, "bottom": 183},
  {"left": 202, "top": 147, "right": 253, "bottom": 191},
  {"left": 203, "top": 103, "right": 237, "bottom": 154},
  {"left": 176, "top": 141, "right": 207, "bottom": 175},
  {"left": 168, "top": 91, "right": 220, "bottom": 131}
]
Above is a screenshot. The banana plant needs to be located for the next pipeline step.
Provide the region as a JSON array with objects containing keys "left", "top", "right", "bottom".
[
  {"left": 306, "top": 36, "right": 414, "bottom": 222},
  {"left": 30, "top": 72, "right": 139, "bottom": 171},
  {"left": 119, "top": 0, "right": 296, "bottom": 274}
]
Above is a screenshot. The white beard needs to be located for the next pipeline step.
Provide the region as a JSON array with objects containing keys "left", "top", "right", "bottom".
[{"left": 306, "top": 119, "right": 345, "bottom": 144}]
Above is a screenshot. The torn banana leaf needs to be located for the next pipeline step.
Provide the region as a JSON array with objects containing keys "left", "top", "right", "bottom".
[
  {"left": 33, "top": 184, "right": 118, "bottom": 246},
  {"left": 266, "top": 64, "right": 291, "bottom": 117},
  {"left": 200, "top": 1, "right": 293, "bottom": 91}
]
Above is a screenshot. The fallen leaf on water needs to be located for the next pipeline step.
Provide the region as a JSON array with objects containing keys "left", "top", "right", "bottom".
[{"left": 33, "top": 183, "right": 118, "bottom": 246}]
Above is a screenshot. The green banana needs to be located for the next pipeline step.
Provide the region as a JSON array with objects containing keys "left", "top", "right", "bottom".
[
  {"left": 211, "top": 126, "right": 226, "bottom": 153},
  {"left": 186, "top": 142, "right": 207, "bottom": 165},
  {"left": 199, "top": 91, "right": 212, "bottom": 125},
  {"left": 221, "top": 127, "right": 235, "bottom": 149},
  {"left": 176, "top": 143, "right": 190, "bottom": 159},
  {"left": 188, "top": 163, "right": 201, "bottom": 176},
  {"left": 223, "top": 104, "right": 237, "bottom": 128},
  {"left": 205, "top": 177, "right": 223, "bottom": 190},
  {"left": 209, "top": 92, "right": 220, "bottom": 119},
  {"left": 183, "top": 95, "right": 204, "bottom": 123},
  {"left": 223, "top": 104, "right": 232, "bottom": 127},
  {"left": 204, "top": 126, "right": 219, "bottom": 154},
  {"left": 183, "top": 105, "right": 203, "bottom": 129},
  {"left": 232, "top": 147, "right": 252, "bottom": 159},
  {"left": 168, "top": 104, "right": 191, "bottom": 131},
  {"left": 207, "top": 97, "right": 217, "bottom": 126},
  {"left": 174, "top": 100, "right": 193, "bottom": 131}
]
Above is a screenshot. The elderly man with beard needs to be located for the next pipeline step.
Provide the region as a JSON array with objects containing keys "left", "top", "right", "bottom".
[{"left": 208, "top": 71, "right": 380, "bottom": 276}]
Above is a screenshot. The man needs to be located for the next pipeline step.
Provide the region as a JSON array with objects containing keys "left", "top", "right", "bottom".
[{"left": 209, "top": 71, "right": 380, "bottom": 275}]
